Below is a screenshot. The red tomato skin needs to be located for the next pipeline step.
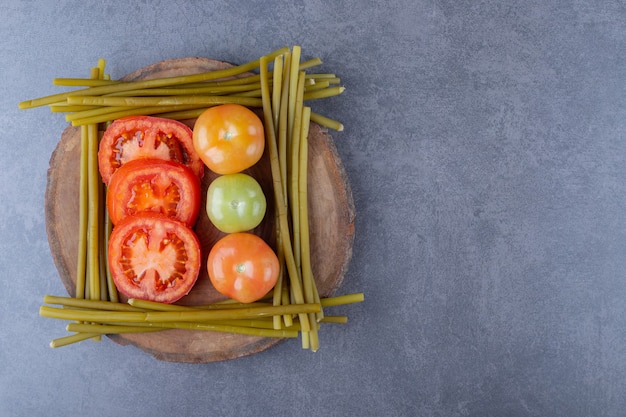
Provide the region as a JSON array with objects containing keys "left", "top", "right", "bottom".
[
  {"left": 108, "top": 213, "right": 201, "bottom": 304},
  {"left": 98, "top": 116, "right": 204, "bottom": 184},
  {"left": 207, "top": 233, "right": 279, "bottom": 303},
  {"left": 192, "top": 104, "right": 265, "bottom": 175},
  {"left": 106, "top": 158, "right": 201, "bottom": 227}
]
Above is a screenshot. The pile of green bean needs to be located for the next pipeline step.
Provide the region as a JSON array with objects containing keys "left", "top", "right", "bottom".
[
  {"left": 19, "top": 46, "right": 344, "bottom": 130},
  {"left": 21, "top": 46, "right": 362, "bottom": 352}
]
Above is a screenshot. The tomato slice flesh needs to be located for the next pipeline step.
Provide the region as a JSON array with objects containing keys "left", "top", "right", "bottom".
[
  {"left": 121, "top": 228, "right": 187, "bottom": 290},
  {"left": 127, "top": 177, "right": 180, "bottom": 218},
  {"left": 99, "top": 116, "right": 204, "bottom": 184},
  {"left": 108, "top": 213, "right": 201, "bottom": 303},
  {"left": 112, "top": 129, "right": 183, "bottom": 167},
  {"left": 107, "top": 158, "right": 201, "bottom": 227}
]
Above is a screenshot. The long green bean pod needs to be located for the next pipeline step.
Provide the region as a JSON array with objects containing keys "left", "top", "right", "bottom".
[
  {"left": 75, "top": 125, "right": 88, "bottom": 299},
  {"left": 287, "top": 46, "right": 301, "bottom": 142},
  {"left": 271, "top": 55, "right": 284, "bottom": 129},
  {"left": 42, "top": 295, "right": 145, "bottom": 311},
  {"left": 289, "top": 72, "right": 306, "bottom": 271},
  {"left": 19, "top": 46, "right": 289, "bottom": 110},
  {"left": 310, "top": 112, "right": 344, "bottom": 131},
  {"left": 50, "top": 332, "right": 102, "bottom": 348},
  {"left": 40, "top": 303, "right": 321, "bottom": 323},
  {"left": 87, "top": 87, "right": 101, "bottom": 302},
  {"left": 298, "top": 57, "right": 323, "bottom": 71},
  {"left": 299, "top": 106, "right": 315, "bottom": 305},
  {"left": 303, "top": 86, "right": 345, "bottom": 101},
  {"left": 135, "top": 321, "right": 299, "bottom": 339},
  {"left": 66, "top": 95, "right": 263, "bottom": 108},
  {"left": 66, "top": 323, "right": 164, "bottom": 335},
  {"left": 53, "top": 78, "right": 119, "bottom": 87},
  {"left": 277, "top": 52, "right": 291, "bottom": 206},
  {"left": 297, "top": 106, "right": 320, "bottom": 351},
  {"left": 259, "top": 55, "right": 311, "bottom": 332},
  {"left": 104, "top": 209, "right": 118, "bottom": 303},
  {"left": 70, "top": 104, "right": 203, "bottom": 126},
  {"left": 320, "top": 293, "right": 365, "bottom": 307}
]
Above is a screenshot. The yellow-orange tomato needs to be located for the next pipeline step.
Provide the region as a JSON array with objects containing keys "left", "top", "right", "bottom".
[
  {"left": 192, "top": 104, "right": 265, "bottom": 174},
  {"left": 207, "top": 233, "right": 279, "bottom": 303}
]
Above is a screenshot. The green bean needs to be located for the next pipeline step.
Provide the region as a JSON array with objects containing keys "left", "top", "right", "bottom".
[
  {"left": 304, "top": 73, "right": 336, "bottom": 79},
  {"left": 297, "top": 106, "right": 321, "bottom": 351},
  {"left": 49, "top": 104, "right": 100, "bottom": 113},
  {"left": 272, "top": 225, "right": 286, "bottom": 330},
  {"left": 289, "top": 72, "right": 306, "bottom": 270},
  {"left": 43, "top": 295, "right": 145, "bottom": 311},
  {"left": 128, "top": 298, "right": 272, "bottom": 311},
  {"left": 303, "top": 86, "right": 345, "bottom": 101},
  {"left": 65, "top": 105, "right": 130, "bottom": 122},
  {"left": 320, "top": 293, "right": 365, "bottom": 307},
  {"left": 324, "top": 77, "right": 342, "bottom": 85},
  {"left": 87, "top": 111, "right": 100, "bottom": 302},
  {"left": 170, "top": 73, "right": 264, "bottom": 89},
  {"left": 320, "top": 315, "right": 348, "bottom": 324},
  {"left": 232, "top": 89, "right": 262, "bottom": 98},
  {"left": 103, "top": 210, "right": 118, "bottom": 303},
  {"left": 111, "top": 317, "right": 297, "bottom": 331},
  {"left": 259, "top": 55, "right": 311, "bottom": 332},
  {"left": 287, "top": 45, "right": 301, "bottom": 141},
  {"left": 18, "top": 46, "right": 289, "bottom": 110},
  {"left": 310, "top": 111, "right": 344, "bottom": 131},
  {"left": 299, "top": 57, "right": 323, "bottom": 71},
  {"left": 103, "top": 83, "right": 263, "bottom": 97},
  {"left": 304, "top": 80, "right": 331, "bottom": 92},
  {"left": 277, "top": 52, "right": 291, "bottom": 205},
  {"left": 39, "top": 303, "right": 321, "bottom": 323},
  {"left": 50, "top": 332, "right": 101, "bottom": 348},
  {"left": 75, "top": 125, "right": 88, "bottom": 299},
  {"left": 299, "top": 106, "right": 315, "bottom": 305},
  {"left": 126, "top": 299, "right": 199, "bottom": 311},
  {"left": 137, "top": 321, "right": 299, "bottom": 339},
  {"left": 44, "top": 292, "right": 364, "bottom": 311},
  {"left": 271, "top": 55, "right": 284, "bottom": 129},
  {"left": 53, "top": 78, "right": 119, "bottom": 87},
  {"left": 281, "top": 282, "right": 294, "bottom": 327},
  {"left": 151, "top": 108, "right": 208, "bottom": 120},
  {"left": 66, "top": 95, "right": 263, "bottom": 108},
  {"left": 66, "top": 323, "right": 163, "bottom": 335},
  {"left": 70, "top": 105, "right": 203, "bottom": 126},
  {"left": 271, "top": 199, "right": 291, "bottom": 329},
  {"left": 271, "top": 58, "right": 288, "bottom": 306},
  {"left": 98, "top": 169, "right": 108, "bottom": 302}
]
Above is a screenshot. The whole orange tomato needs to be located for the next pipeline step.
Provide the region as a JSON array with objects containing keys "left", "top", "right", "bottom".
[
  {"left": 207, "top": 233, "right": 279, "bottom": 303},
  {"left": 192, "top": 104, "right": 265, "bottom": 174}
]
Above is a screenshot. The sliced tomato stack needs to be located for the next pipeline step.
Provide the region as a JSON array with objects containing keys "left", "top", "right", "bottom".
[{"left": 99, "top": 116, "right": 203, "bottom": 304}]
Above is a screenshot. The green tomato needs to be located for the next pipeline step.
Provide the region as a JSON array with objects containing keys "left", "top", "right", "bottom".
[{"left": 206, "top": 173, "right": 267, "bottom": 233}]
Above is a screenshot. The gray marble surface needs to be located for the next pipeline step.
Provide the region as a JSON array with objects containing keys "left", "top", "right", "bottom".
[{"left": 2, "top": 1, "right": 626, "bottom": 416}]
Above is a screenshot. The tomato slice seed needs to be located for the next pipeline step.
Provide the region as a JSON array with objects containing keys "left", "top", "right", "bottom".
[{"left": 109, "top": 213, "right": 201, "bottom": 303}]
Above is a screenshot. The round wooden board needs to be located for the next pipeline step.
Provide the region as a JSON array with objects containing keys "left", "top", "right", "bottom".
[{"left": 44, "top": 57, "right": 355, "bottom": 363}]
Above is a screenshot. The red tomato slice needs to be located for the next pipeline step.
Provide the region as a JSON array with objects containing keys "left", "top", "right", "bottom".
[
  {"left": 98, "top": 116, "right": 204, "bottom": 184},
  {"left": 207, "top": 233, "right": 279, "bottom": 303},
  {"left": 108, "top": 213, "right": 201, "bottom": 304},
  {"left": 106, "top": 158, "right": 201, "bottom": 227}
]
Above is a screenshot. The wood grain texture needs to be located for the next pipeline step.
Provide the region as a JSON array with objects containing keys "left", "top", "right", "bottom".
[{"left": 44, "top": 57, "right": 355, "bottom": 362}]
